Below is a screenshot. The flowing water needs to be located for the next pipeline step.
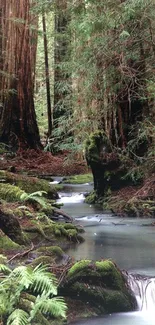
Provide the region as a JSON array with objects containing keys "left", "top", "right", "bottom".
[{"left": 55, "top": 179, "right": 155, "bottom": 325}]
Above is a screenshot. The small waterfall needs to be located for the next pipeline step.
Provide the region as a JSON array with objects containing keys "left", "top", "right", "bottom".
[
  {"left": 57, "top": 192, "right": 85, "bottom": 204},
  {"left": 126, "top": 273, "right": 155, "bottom": 312}
]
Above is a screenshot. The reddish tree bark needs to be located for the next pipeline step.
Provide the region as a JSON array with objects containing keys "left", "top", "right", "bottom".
[{"left": 0, "top": 0, "right": 42, "bottom": 150}]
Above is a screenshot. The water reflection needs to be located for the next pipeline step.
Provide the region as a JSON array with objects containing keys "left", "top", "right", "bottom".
[{"left": 70, "top": 312, "right": 155, "bottom": 325}]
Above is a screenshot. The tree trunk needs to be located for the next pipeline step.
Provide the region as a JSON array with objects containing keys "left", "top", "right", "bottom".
[
  {"left": 0, "top": 0, "right": 42, "bottom": 150},
  {"left": 42, "top": 12, "right": 52, "bottom": 137}
]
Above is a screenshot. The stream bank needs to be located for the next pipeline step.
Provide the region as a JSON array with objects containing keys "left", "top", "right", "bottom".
[
  {"left": 0, "top": 172, "right": 138, "bottom": 324},
  {"left": 1, "top": 171, "right": 155, "bottom": 324},
  {"left": 58, "top": 181, "right": 155, "bottom": 324}
]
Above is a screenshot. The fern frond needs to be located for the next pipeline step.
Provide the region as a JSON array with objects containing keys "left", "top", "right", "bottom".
[
  {"left": 0, "top": 264, "right": 11, "bottom": 274},
  {"left": 20, "top": 191, "right": 48, "bottom": 208},
  {"left": 32, "top": 264, "right": 57, "bottom": 295},
  {"left": 0, "top": 254, "right": 8, "bottom": 264},
  {"left": 0, "top": 293, "right": 12, "bottom": 316},
  {"left": 28, "top": 196, "right": 47, "bottom": 208},
  {"left": 20, "top": 193, "right": 28, "bottom": 201},
  {"left": 30, "top": 296, "right": 67, "bottom": 320},
  {"left": 11, "top": 266, "right": 33, "bottom": 289},
  {"left": 28, "top": 191, "right": 47, "bottom": 197},
  {"left": 7, "top": 309, "right": 30, "bottom": 325}
]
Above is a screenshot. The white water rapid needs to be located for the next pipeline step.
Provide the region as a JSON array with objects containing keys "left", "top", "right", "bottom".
[{"left": 127, "top": 273, "right": 155, "bottom": 312}]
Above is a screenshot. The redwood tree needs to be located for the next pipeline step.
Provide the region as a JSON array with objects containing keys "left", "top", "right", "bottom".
[{"left": 0, "top": 0, "right": 42, "bottom": 149}]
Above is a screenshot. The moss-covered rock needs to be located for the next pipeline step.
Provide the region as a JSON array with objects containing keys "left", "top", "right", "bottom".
[
  {"left": 68, "top": 260, "right": 91, "bottom": 278},
  {"left": 30, "top": 256, "right": 55, "bottom": 267},
  {"left": 61, "top": 259, "right": 136, "bottom": 315},
  {"left": 48, "top": 223, "right": 84, "bottom": 243},
  {"left": 0, "top": 170, "right": 58, "bottom": 199},
  {"left": 36, "top": 245, "right": 64, "bottom": 258},
  {"left": 0, "top": 233, "right": 21, "bottom": 250},
  {"left": 23, "top": 221, "right": 84, "bottom": 247},
  {"left": 29, "top": 246, "right": 66, "bottom": 267},
  {"left": 62, "top": 174, "right": 93, "bottom": 184}
]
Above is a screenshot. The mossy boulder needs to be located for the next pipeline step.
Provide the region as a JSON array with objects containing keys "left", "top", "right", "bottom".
[
  {"left": 29, "top": 246, "right": 66, "bottom": 267},
  {"left": 29, "top": 256, "right": 55, "bottom": 268},
  {"left": 61, "top": 259, "right": 136, "bottom": 314},
  {"left": 0, "top": 170, "right": 58, "bottom": 199},
  {"left": 23, "top": 222, "right": 84, "bottom": 247},
  {"left": 46, "top": 223, "right": 84, "bottom": 243},
  {"left": 0, "top": 232, "right": 21, "bottom": 251},
  {"left": 35, "top": 246, "right": 64, "bottom": 258}
]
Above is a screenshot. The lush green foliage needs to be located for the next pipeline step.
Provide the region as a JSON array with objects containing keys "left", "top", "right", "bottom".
[{"left": 0, "top": 263, "right": 67, "bottom": 325}]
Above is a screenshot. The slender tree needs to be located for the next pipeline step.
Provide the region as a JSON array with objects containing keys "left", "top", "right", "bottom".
[
  {"left": 42, "top": 11, "right": 52, "bottom": 137},
  {"left": 0, "top": 0, "right": 42, "bottom": 150}
]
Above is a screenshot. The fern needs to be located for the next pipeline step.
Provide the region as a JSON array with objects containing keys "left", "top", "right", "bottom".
[
  {"left": 11, "top": 266, "right": 33, "bottom": 289},
  {"left": 30, "top": 296, "right": 67, "bottom": 320},
  {"left": 0, "top": 263, "right": 67, "bottom": 324},
  {"left": 7, "top": 309, "right": 30, "bottom": 325},
  {"left": 0, "top": 264, "right": 11, "bottom": 274},
  {"left": 20, "top": 191, "right": 48, "bottom": 209},
  {"left": 32, "top": 264, "right": 58, "bottom": 295}
]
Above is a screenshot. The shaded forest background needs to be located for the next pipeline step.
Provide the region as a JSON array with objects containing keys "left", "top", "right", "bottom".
[{"left": 0, "top": 0, "right": 155, "bottom": 181}]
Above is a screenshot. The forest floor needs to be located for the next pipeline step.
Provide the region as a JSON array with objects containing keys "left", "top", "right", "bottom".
[{"left": 0, "top": 150, "right": 88, "bottom": 176}]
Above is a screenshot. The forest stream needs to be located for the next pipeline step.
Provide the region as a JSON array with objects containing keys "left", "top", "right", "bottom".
[{"left": 53, "top": 178, "right": 155, "bottom": 325}]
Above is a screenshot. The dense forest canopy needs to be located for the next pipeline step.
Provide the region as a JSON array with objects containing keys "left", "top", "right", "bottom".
[{"left": 0, "top": 0, "right": 154, "bottom": 164}]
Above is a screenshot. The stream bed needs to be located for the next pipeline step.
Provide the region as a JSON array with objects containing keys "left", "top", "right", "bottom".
[{"left": 55, "top": 180, "right": 155, "bottom": 324}]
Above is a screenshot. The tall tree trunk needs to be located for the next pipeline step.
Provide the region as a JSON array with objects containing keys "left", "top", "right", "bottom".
[
  {"left": 42, "top": 12, "right": 52, "bottom": 137},
  {"left": 0, "top": 0, "right": 42, "bottom": 150}
]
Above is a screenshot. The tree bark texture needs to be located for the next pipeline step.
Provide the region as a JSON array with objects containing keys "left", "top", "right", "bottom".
[{"left": 0, "top": 0, "right": 42, "bottom": 150}]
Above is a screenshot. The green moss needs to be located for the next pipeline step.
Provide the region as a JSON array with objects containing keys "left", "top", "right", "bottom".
[
  {"left": 0, "top": 183, "right": 25, "bottom": 202},
  {"left": 85, "top": 131, "right": 110, "bottom": 164},
  {"left": 49, "top": 223, "right": 83, "bottom": 242},
  {"left": 85, "top": 190, "right": 98, "bottom": 204},
  {"left": 66, "top": 229, "right": 78, "bottom": 239},
  {"left": 63, "top": 174, "right": 93, "bottom": 184},
  {"left": 0, "top": 234, "right": 21, "bottom": 250},
  {"left": 0, "top": 170, "right": 58, "bottom": 199},
  {"left": 63, "top": 223, "right": 77, "bottom": 230},
  {"left": 54, "top": 228, "right": 61, "bottom": 236},
  {"left": 36, "top": 246, "right": 64, "bottom": 258},
  {"left": 95, "top": 260, "right": 124, "bottom": 290},
  {"left": 68, "top": 260, "right": 91, "bottom": 277},
  {"left": 63, "top": 259, "right": 136, "bottom": 315},
  {"left": 30, "top": 256, "right": 54, "bottom": 267},
  {"left": 70, "top": 283, "right": 133, "bottom": 313}
]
